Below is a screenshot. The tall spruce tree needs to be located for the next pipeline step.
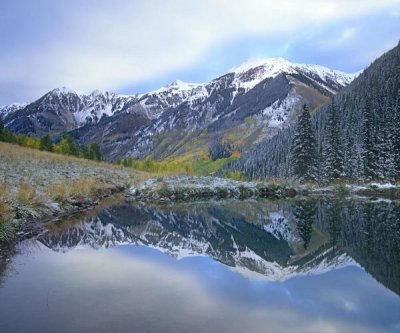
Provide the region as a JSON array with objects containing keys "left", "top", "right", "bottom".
[
  {"left": 293, "top": 200, "right": 315, "bottom": 250},
  {"left": 392, "top": 91, "right": 400, "bottom": 179},
  {"left": 361, "top": 98, "right": 378, "bottom": 181},
  {"left": 291, "top": 104, "right": 318, "bottom": 182},
  {"left": 322, "top": 102, "right": 343, "bottom": 182}
]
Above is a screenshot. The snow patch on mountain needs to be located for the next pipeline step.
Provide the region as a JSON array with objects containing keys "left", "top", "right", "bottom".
[
  {"left": 264, "top": 212, "right": 300, "bottom": 244},
  {"left": 229, "top": 248, "right": 359, "bottom": 281},
  {"left": 261, "top": 94, "right": 299, "bottom": 128},
  {"left": 152, "top": 80, "right": 205, "bottom": 93},
  {"left": 231, "top": 57, "right": 356, "bottom": 92},
  {"left": 231, "top": 57, "right": 294, "bottom": 74},
  {"left": 0, "top": 102, "right": 28, "bottom": 117},
  {"left": 145, "top": 80, "right": 209, "bottom": 109}
]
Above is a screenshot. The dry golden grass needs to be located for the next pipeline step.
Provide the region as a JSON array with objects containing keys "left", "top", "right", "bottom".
[
  {"left": 0, "top": 141, "right": 132, "bottom": 172},
  {"left": 0, "top": 183, "right": 9, "bottom": 200},
  {"left": 0, "top": 197, "right": 13, "bottom": 222},
  {"left": 0, "top": 142, "right": 151, "bottom": 242},
  {"left": 46, "top": 177, "right": 99, "bottom": 201},
  {"left": 130, "top": 171, "right": 153, "bottom": 187},
  {"left": 46, "top": 183, "right": 70, "bottom": 202},
  {"left": 15, "top": 183, "right": 41, "bottom": 207},
  {"left": 0, "top": 183, "right": 13, "bottom": 223},
  {"left": 0, "top": 141, "right": 152, "bottom": 210}
]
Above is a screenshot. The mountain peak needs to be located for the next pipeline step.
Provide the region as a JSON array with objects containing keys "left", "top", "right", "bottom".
[
  {"left": 168, "top": 79, "right": 186, "bottom": 87},
  {"left": 231, "top": 57, "right": 294, "bottom": 74},
  {"left": 166, "top": 79, "right": 203, "bottom": 90},
  {"left": 229, "top": 57, "right": 356, "bottom": 91},
  {"left": 150, "top": 79, "right": 204, "bottom": 95},
  {"left": 51, "top": 86, "right": 79, "bottom": 95}
]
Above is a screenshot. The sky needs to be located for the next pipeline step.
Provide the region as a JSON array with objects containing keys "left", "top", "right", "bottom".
[{"left": 0, "top": 0, "right": 399, "bottom": 104}]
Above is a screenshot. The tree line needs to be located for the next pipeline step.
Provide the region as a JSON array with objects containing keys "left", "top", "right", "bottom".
[{"left": 0, "top": 118, "right": 102, "bottom": 161}]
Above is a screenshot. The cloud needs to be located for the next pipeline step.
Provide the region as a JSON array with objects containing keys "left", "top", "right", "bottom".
[
  {"left": 339, "top": 27, "right": 357, "bottom": 42},
  {"left": 0, "top": 0, "right": 399, "bottom": 103}
]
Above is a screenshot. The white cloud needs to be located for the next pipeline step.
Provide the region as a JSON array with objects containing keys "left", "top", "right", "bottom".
[
  {"left": 0, "top": 0, "right": 399, "bottom": 102},
  {"left": 340, "top": 27, "right": 357, "bottom": 41}
]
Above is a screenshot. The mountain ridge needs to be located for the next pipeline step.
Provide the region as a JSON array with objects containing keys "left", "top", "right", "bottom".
[{"left": 1, "top": 58, "right": 357, "bottom": 161}]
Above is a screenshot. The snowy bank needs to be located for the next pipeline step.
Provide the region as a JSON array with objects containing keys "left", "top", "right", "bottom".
[{"left": 130, "top": 176, "right": 297, "bottom": 202}]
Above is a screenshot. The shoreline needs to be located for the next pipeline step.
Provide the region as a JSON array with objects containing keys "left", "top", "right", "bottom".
[
  {"left": 0, "top": 184, "right": 129, "bottom": 247},
  {"left": 2, "top": 175, "right": 400, "bottom": 247}
]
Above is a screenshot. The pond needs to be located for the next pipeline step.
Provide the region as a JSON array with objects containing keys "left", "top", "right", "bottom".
[{"left": 0, "top": 198, "right": 399, "bottom": 333}]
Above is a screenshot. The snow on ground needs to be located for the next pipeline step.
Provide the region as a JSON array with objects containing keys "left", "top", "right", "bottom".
[
  {"left": 134, "top": 176, "right": 258, "bottom": 193},
  {"left": 345, "top": 183, "right": 399, "bottom": 191},
  {"left": 370, "top": 183, "right": 397, "bottom": 189}
]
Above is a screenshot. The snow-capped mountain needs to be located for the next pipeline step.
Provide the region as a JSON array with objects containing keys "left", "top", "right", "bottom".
[
  {"left": 1, "top": 58, "right": 357, "bottom": 160},
  {"left": 144, "top": 80, "right": 208, "bottom": 114},
  {"left": 119, "top": 59, "right": 356, "bottom": 160},
  {"left": 1, "top": 87, "right": 142, "bottom": 135},
  {"left": 1, "top": 81, "right": 209, "bottom": 137},
  {"left": 0, "top": 102, "right": 27, "bottom": 118},
  {"left": 230, "top": 57, "right": 354, "bottom": 92}
]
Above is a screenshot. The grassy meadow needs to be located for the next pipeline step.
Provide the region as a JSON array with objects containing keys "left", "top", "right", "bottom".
[{"left": 0, "top": 141, "right": 148, "bottom": 242}]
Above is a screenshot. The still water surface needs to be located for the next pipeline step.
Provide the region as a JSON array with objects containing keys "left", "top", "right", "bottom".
[{"left": 0, "top": 198, "right": 399, "bottom": 333}]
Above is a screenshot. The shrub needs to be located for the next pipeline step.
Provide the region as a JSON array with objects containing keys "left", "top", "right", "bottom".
[
  {"left": 224, "top": 171, "right": 247, "bottom": 181},
  {"left": 0, "top": 197, "right": 13, "bottom": 222},
  {"left": 16, "top": 183, "right": 40, "bottom": 207},
  {"left": 0, "top": 220, "right": 16, "bottom": 243}
]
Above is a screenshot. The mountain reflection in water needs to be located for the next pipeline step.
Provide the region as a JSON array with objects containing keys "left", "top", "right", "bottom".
[
  {"left": 38, "top": 198, "right": 399, "bottom": 292},
  {"left": 0, "top": 197, "right": 399, "bottom": 333}
]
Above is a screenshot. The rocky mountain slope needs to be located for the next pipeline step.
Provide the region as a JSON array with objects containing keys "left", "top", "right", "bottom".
[
  {"left": 120, "top": 58, "right": 355, "bottom": 161},
  {"left": 1, "top": 58, "right": 356, "bottom": 161}
]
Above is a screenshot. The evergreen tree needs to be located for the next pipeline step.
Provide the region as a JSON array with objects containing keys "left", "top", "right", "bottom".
[
  {"left": 361, "top": 98, "right": 378, "bottom": 181},
  {"left": 209, "top": 137, "right": 232, "bottom": 161},
  {"left": 39, "top": 135, "right": 54, "bottom": 152},
  {"left": 88, "top": 143, "right": 102, "bottom": 161},
  {"left": 293, "top": 200, "right": 315, "bottom": 250},
  {"left": 291, "top": 104, "right": 318, "bottom": 182},
  {"left": 389, "top": 91, "right": 400, "bottom": 179},
  {"left": 66, "top": 136, "right": 78, "bottom": 156},
  {"left": 325, "top": 198, "right": 342, "bottom": 249},
  {"left": 81, "top": 143, "right": 102, "bottom": 161},
  {"left": 0, "top": 118, "right": 4, "bottom": 141},
  {"left": 81, "top": 145, "right": 90, "bottom": 159},
  {"left": 322, "top": 102, "right": 343, "bottom": 182}
]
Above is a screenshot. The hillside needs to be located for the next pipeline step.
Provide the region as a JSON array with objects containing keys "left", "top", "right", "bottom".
[
  {"left": 1, "top": 59, "right": 356, "bottom": 162},
  {"left": 0, "top": 142, "right": 143, "bottom": 242},
  {"left": 228, "top": 42, "right": 400, "bottom": 182}
]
